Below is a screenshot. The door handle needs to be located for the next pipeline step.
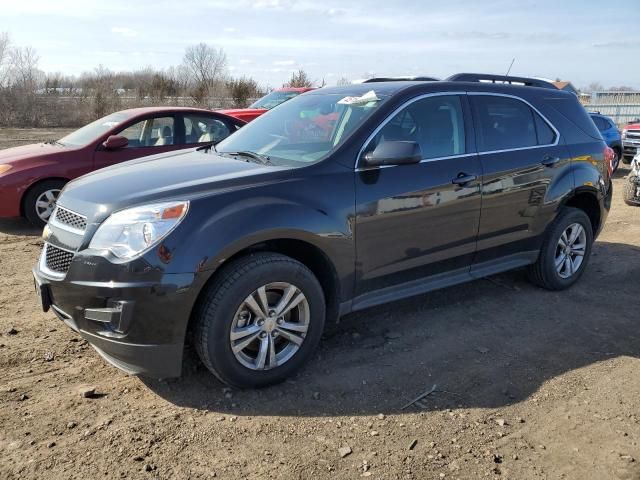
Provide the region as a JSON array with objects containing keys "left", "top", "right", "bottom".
[
  {"left": 452, "top": 172, "right": 477, "bottom": 185},
  {"left": 541, "top": 155, "right": 560, "bottom": 167}
]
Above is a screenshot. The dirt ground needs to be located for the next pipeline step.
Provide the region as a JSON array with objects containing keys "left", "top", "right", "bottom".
[{"left": 1, "top": 128, "right": 639, "bottom": 480}]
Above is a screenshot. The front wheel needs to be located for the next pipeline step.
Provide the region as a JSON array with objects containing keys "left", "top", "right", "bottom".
[
  {"left": 23, "top": 179, "right": 66, "bottom": 228},
  {"left": 528, "top": 207, "right": 594, "bottom": 290},
  {"left": 193, "top": 253, "right": 325, "bottom": 388}
]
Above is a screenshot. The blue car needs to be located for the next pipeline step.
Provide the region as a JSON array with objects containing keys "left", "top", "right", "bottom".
[{"left": 590, "top": 112, "right": 622, "bottom": 173}]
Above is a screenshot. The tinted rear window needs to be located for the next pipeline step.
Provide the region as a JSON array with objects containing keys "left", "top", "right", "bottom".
[
  {"left": 472, "top": 95, "right": 556, "bottom": 152},
  {"left": 547, "top": 96, "right": 602, "bottom": 140}
]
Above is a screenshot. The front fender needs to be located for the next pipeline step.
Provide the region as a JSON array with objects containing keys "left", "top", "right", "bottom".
[{"left": 162, "top": 190, "right": 355, "bottom": 297}]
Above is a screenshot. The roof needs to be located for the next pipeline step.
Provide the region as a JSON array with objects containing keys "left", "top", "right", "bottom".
[
  {"left": 118, "top": 106, "right": 215, "bottom": 116},
  {"left": 276, "top": 87, "right": 315, "bottom": 93},
  {"left": 308, "top": 79, "right": 572, "bottom": 99}
]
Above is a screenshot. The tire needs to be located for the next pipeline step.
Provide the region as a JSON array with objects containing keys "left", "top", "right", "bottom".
[
  {"left": 193, "top": 252, "right": 325, "bottom": 388},
  {"left": 23, "top": 179, "right": 66, "bottom": 228},
  {"left": 623, "top": 176, "right": 639, "bottom": 206},
  {"left": 528, "top": 207, "right": 594, "bottom": 290},
  {"left": 611, "top": 148, "right": 621, "bottom": 174}
]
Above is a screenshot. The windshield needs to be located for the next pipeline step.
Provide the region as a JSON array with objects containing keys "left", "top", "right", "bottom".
[
  {"left": 59, "top": 112, "right": 130, "bottom": 146},
  {"left": 216, "top": 91, "right": 387, "bottom": 166},
  {"left": 250, "top": 90, "right": 303, "bottom": 109}
]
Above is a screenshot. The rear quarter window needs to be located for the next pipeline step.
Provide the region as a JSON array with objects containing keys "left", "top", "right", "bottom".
[{"left": 546, "top": 96, "right": 602, "bottom": 140}]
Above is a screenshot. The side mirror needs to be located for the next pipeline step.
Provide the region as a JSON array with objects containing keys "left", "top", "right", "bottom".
[
  {"left": 362, "top": 141, "right": 422, "bottom": 167},
  {"left": 102, "top": 135, "right": 128, "bottom": 150}
]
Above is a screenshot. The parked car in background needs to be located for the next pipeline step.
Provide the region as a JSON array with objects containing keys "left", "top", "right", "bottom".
[
  {"left": 0, "top": 107, "right": 245, "bottom": 227},
  {"left": 590, "top": 112, "right": 622, "bottom": 173},
  {"left": 219, "top": 87, "right": 315, "bottom": 122},
  {"left": 622, "top": 121, "right": 640, "bottom": 164},
  {"left": 33, "top": 73, "right": 611, "bottom": 388},
  {"left": 623, "top": 152, "right": 640, "bottom": 206}
]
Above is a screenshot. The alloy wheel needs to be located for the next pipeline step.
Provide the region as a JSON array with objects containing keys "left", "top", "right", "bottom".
[
  {"left": 35, "top": 189, "right": 61, "bottom": 222},
  {"left": 555, "top": 223, "right": 587, "bottom": 279},
  {"left": 612, "top": 150, "right": 620, "bottom": 173},
  {"left": 229, "top": 282, "right": 310, "bottom": 371}
]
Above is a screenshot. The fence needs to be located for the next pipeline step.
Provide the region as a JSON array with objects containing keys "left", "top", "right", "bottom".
[{"left": 580, "top": 92, "right": 640, "bottom": 126}]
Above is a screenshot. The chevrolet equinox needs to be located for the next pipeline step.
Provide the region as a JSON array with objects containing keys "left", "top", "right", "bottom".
[{"left": 33, "top": 74, "right": 613, "bottom": 388}]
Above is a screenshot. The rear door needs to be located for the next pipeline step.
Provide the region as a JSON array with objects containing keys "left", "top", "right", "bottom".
[
  {"left": 469, "top": 93, "right": 569, "bottom": 266},
  {"left": 93, "top": 115, "right": 179, "bottom": 170},
  {"left": 354, "top": 93, "right": 482, "bottom": 295}
]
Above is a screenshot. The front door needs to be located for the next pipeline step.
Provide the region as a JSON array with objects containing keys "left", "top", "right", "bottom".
[
  {"left": 93, "top": 115, "right": 179, "bottom": 170},
  {"left": 354, "top": 94, "right": 482, "bottom": 296}
]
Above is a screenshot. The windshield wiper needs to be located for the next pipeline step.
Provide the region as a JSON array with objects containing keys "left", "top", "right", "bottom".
[
  {"left": 197, "top": 142, "right": 217, "bottom": 153},
  {"left": 225, "top": 151, "right": 272, "bottom": 165},
  {"left": 45, "top": 139, "right": 65, "bottom": 147}
]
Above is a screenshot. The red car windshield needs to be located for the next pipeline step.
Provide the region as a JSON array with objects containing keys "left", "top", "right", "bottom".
[
  {"left": 249, "top": 91, "right": 302, "bottom": 110},
  {"left": 59, "top": 112, "right": 129, "bottom": 146}
]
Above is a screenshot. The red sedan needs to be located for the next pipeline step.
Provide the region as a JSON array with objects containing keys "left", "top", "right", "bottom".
[
  {"left": 219, "top": 87, "right": 315, "bottom": 122},
  {"left": 0, "top": 107, "right": 245, "bottom": 227}
]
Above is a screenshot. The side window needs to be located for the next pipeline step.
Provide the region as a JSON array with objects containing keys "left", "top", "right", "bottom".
[
  {"left": 117, "top": 120, "right": 146, "bottom": 148},
  {"left": 366, "top": 95, "right": 466, "bottom": 160},
  {"left": 591, "top": 116, "right": 605, "bottom": 131},
  {"left": 116, "top": 117, "right": 174, "bottom": 148},
  {"left": 473, "top": 96, "right": 555, "bottom": 151},
  {"left": 149, "top": 117, "right": 174, "bottom": 146},
  {"left": 183, "top": 115, "right": 231, "bottom": 144}
]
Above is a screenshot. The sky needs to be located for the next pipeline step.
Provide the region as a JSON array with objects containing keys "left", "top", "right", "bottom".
[{"left": 1, "top": 0, "right": 639, "bottom": 89}]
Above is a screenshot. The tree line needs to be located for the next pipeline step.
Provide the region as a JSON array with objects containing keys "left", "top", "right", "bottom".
[{"left": 0, "top": 32, "right": 316, "bottom": 128}]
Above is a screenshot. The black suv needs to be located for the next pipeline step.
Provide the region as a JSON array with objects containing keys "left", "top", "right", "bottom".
[{"left": 33, "top": 74, "right": 612, "bottom": 388}]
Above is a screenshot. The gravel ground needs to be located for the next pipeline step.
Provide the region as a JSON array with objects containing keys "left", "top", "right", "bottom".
[{"left": 0, "top": 128, "right": 639, "bottom": 480}]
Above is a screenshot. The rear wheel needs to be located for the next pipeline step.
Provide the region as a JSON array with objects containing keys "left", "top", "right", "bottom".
[
  {"left": 193, "top": 253, "right": 325, "bottom": 388},
  {"left": 611, "top": 148, "right": 621, "bottom": 173},
  {"left": 23, "top": 180, "right": 66, "bottom": 228},
  {"left": 623, "top": 176, "right": 639, "bottom": 206},
  {"left": 528, "top": 207, "right": 594, "bottom": 290}
]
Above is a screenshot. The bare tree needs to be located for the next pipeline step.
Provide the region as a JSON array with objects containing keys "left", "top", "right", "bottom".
[
  {"left": 285, "top": 69, "right": 313, "bottom": 88},
  {"left": 610, "top": 85, "right": 637, "bottom": 92},
  {"left": 182, "top": 43, "right": 227, "bottom": 104},
  {"left": 582, "top": 82, "right": 605, "bottom": 93},
  {"left": 336, "top": 76, "right": 351, "bottom": 86},
  {"left": 0, "top": 32, "right": 10, "bottom": 87},
  {"left": 9, "top": 46, "right": 41, "bottom": 90}
]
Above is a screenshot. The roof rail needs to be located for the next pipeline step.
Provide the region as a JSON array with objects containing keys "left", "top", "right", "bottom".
[
  {"left": 363, "top": 76, "right": 439, "bottom": 83},
  {"left": 446, "top": 73, "right": 557, "bottom": 90}
]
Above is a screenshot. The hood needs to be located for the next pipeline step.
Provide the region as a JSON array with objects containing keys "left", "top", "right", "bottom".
[
  {"left": 58, "top": 148, "right": 282, "bottom": 222},
  {"left": 624, "top": 123, "right": 640, "bottom": 130},
  {"left": 0, "top": 142, "right": 70, "bottom": 165}
]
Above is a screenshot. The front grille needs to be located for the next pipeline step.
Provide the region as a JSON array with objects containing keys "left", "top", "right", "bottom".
[
  {"left": 627, "top": 130, "right": 640, "bottom": 140},
  {"left": 54, "top": 206, "right": 87, "bottom": 231},
  {"left": 44, "top": 244, "right": 74, "bottom": 274}
]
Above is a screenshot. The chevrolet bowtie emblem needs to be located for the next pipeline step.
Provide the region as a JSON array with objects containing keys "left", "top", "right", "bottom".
[{"left": 42, "top": 224, "right": 51, "bottom": 241}]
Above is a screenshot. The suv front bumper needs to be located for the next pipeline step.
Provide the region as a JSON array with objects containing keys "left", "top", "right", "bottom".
[{"left": 33, "top": 261, "right": 200, "bottom": 378}]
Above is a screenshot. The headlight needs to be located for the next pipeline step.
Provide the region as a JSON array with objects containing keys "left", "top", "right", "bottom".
[
  {"left": 622, "top": 130, "right": 627, "bottom": 139},
  {"left": 0, "top": 164, "right": 12, "bottom": 175},
  {"left": 89, "top": 201, "right": 189, "bottom": 260}
]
